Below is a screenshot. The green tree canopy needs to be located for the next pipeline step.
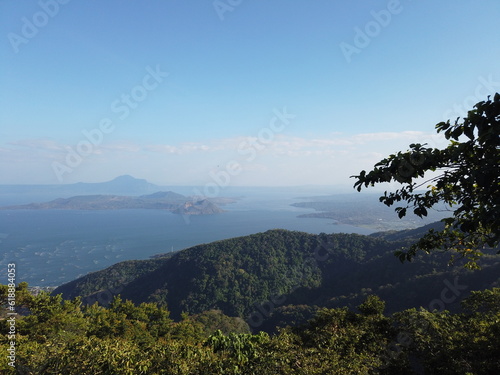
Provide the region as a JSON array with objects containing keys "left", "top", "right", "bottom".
[{"left": 352, "top": 93, "right": 500, "bottom": 268}]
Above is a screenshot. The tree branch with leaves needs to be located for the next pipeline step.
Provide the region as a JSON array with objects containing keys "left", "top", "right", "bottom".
[{"left": 352, "top": 93, "right": 500, "bottom": 268}]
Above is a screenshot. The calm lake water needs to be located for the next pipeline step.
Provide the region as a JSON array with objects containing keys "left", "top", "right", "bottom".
[{"left": 0, "top": 195, "right": 373, "bottom": 287}]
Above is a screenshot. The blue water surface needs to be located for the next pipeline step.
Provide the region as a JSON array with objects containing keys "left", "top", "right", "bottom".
[{"left": 0, "top": 198, "right": 373, "bottom": 287}]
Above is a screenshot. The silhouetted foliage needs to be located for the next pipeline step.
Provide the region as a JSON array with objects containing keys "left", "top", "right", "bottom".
[{"left": 353, "top": 94, "right": 500, "bottom": 268}]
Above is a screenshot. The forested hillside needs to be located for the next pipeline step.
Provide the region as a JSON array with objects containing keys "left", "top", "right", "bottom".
[
  {"left": 53, "top": 227, "right": 500, "bottom": 326},
  {"left": 2, "top": 225, "right": 500, "bottom": 373}
]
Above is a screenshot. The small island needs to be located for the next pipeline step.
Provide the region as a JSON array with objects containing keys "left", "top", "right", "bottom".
[{"left": 0, "top": 191, "right": 235, "bottom": 215}]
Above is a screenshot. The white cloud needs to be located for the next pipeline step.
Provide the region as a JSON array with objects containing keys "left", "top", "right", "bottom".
[
  {"left": 0, "top": 130, "right": 448, "bottom": 185},
  {"left": 8, "top": 138, "right": 65, "bottom": 151},
  {"left": 100, "top": 142, "right": 142, "bottom": 153}
]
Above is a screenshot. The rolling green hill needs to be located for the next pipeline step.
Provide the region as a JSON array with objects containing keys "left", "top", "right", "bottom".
[{"left": 53, "top": 226, "right": 500, "bottom": 328}]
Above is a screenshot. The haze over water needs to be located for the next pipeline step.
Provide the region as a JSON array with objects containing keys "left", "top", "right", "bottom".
[{"left": 0, "top": 191, "right": 373, "bottom": 287}]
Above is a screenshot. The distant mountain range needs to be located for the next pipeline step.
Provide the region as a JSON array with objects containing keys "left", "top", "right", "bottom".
[
  {"left": 0, "top": 190, "right": 234, "bottom": 215},
  {"left": 0, "top": 175, "right": 161, "bottom": 196},
  {"left": 0, "top": 175, "right": 210, "bottom": 207}
]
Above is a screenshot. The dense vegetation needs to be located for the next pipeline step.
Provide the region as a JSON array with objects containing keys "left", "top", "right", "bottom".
[
  {"left": 2, "top": 282, "right": 500, "bottom": 374},
  {"left": 3, "top": 225, "right": 500, "bottom": 373},
  {"left": 53, "top": 228, "right": 500, "bottom": 324}
]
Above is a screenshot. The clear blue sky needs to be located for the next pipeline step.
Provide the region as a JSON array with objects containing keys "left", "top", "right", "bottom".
[{"left": 1, "top": 0, "right": 499, "bottom": 186}]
